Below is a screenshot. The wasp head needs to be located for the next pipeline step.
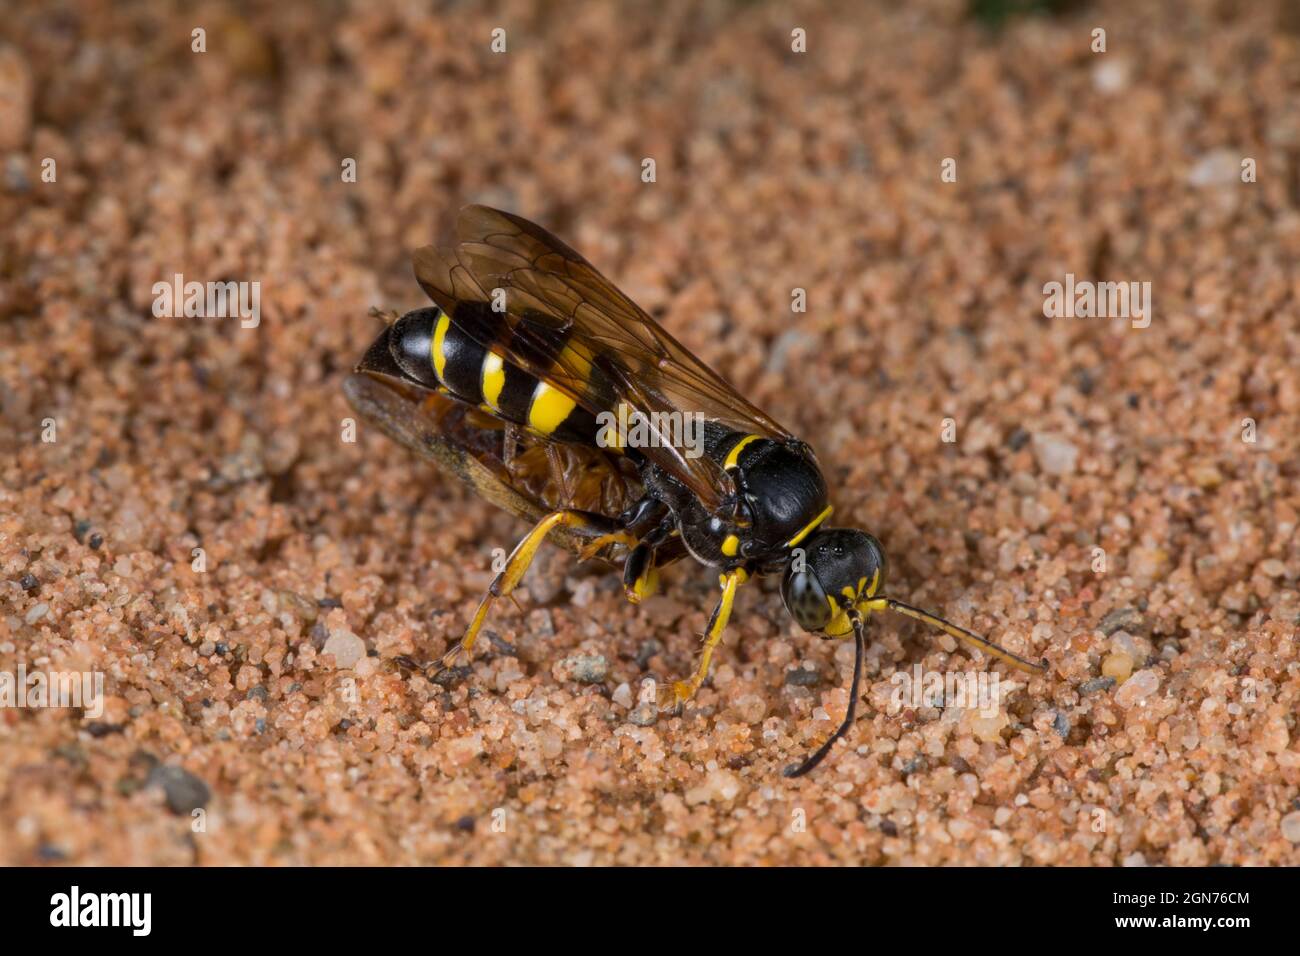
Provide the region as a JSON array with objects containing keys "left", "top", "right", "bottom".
[{"left": 780, "top": 528, "right": 886, "bottom": 636}]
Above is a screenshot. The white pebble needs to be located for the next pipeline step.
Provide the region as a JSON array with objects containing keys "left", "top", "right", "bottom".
[
  {"left": 323, "top": 629, "right": 365, "bottom": 669},
  {"left": 1032, "top": 433, "right": 1078, "bottom": 476}
]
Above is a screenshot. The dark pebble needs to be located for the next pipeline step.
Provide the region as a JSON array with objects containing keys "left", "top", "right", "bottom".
[
  {"left": 433, "top": 665, "right": 471, "bottom": 689},
  {"left": 1053, "top": 711, "right": 1070, "bottom": 738},
  {"left": 636, "top": 639, "right": 664, "bottom": 670},
  {"left": 19, "top": 573, "right": 39, "bottom": 591},
  {"left": 1079, "top": 676, "right": 1116, "bottom": 695},
  {"left": 36, "top": 844, "right": 68, "bottom": 862},
  {"left": 146, "top": 764, "right": 211, "bottom": 814},
  {"left": 784, "top": 666, "right": 821, "bottom": 687},
  {"left": 88, "top": 532, "right": 104, "bottom": 550},
  {"left": 318, "top": 596, "right": 343, "bottom": 609},
  {"left": 1007, "top": 427, "right": 1030, "bottom": 451},
  {"left": 901, "top": 756, "right": 928, "bottom": 776},
  {"left": 246, "top": 685, "right": 268, "bottom": 702},
  {"left": 1098, "top": 606, "right": 1145, "bottom": 636},
  {"left": 880, "top": 819, "right": 898, "bottom": 837},
  {"left": 455, "top": 815, "right": 476, "bottom": 832},
  {"left": 486, "top": 630, "right": 517, "bottom": 657}
]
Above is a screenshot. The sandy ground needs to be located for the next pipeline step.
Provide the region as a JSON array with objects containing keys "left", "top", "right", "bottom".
[{"left": 1, "top": 0, "right": 1299, "bottom": 866}]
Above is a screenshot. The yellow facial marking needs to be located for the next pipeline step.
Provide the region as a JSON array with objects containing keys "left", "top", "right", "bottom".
[
  {"left": 721, "top": 534, "right": 740, "bottom": 557},
  {"left": 481, "top": 351, "right": 505, "bottom": 411},
  {"left": 528, "top": 381, "right": 576, "bottom": 435},
  {"left": 431, "top": 311, "right": 450, "bottom": 385},
  {"left": 723, "top": 434, "right": 762, "bottom": 470},
  {"left": 785, "top": 504, "right": 834, "bottom": 548},
  {"left": 864, "top": 567, "right": 881, "bottom": 597}
]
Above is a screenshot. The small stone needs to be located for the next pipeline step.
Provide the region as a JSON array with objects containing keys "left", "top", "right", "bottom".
[
  {"left": 1098, "top": 607, "right": 1145, "bottom": 636},
  {"left": 970, "top": 710, "right": 1009, "bottom": 744},
  {"left": 1032, "top": 433, "right": 1078, "bottom": 476},
  {"left": 562, "top": 654, "right": 608, "bottom": 684},
  {"left": 628, "top": 703, "right": 657, "bottom": 726},
  {"left": 1281, "top": 811, "right": 1300, "bottom": 843},
  {"left": 1101, "top": 652, "right": 1134, "bottom": 683},
  {"left": 278, "top": 590, "right": 318, "bottom": 622},
  {"left": 1188, "top": 149, "right": 1240, "bottom": 187},
  {"left": 784, "top": 665, "right": 820, "bottom": 687},
  {"left": 1079, "top": 676, "right": 1116, "bottom": 695},
  {"left": 1259, "top": 559, "right": 1286, "bottom": 579},
  {"left": 24, "top": 603, "right": 48, "bottom": 624},
  {"left": 612, "top": 682, "right": 634, "bottom": 708},
  {"left": 323, "top": 629, "right": 365, "bottom": 669},
  {"left": 146, "top": 764, "right": 210, "bottom": 814},
  {"left": 1091, "top": 57, "right": 1130, "bottom": 94},
  {"left": 18, "top": 573, "right": 38, "bottom": 592},
  {"left": 732, "top": 693, "right": 766, "bottom": 724},
  {"left": 1114, "top": 668, "right": 1160, "bottom": 707}
]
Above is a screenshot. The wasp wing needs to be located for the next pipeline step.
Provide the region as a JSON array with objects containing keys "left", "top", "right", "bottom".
[
  {"left": 412, "top": 204, "right": 793, "bottom": 511},
  {"left": 343, "top": 371, "right": 639, "bottom": 558}
]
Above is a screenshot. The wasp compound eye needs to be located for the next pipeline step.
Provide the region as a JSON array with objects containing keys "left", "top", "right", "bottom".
[{"left": 781, "top": 564, "right": 831, "bottom": 632}]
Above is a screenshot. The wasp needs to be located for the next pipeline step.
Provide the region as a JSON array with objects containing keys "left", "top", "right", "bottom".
[{"left": 346, "top": 205, "right": 1046, "bottom": 777}]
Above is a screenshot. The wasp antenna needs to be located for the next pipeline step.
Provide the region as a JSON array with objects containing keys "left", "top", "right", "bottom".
[
  {"left": 870, "top": 597, "right": 1046, "bottom": 675},
  {"left": 784, "top": 611, "right": 866, "bottom": 779}
]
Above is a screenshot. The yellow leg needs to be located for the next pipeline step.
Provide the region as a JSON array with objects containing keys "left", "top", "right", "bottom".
[
  {"left": 626, "top": 563, "right": 659, "bottom": 604},
  {"left": 439, "top": 511, "right": 588, "bottom": 670},
  {"left": 578, "top": 530, "right": 639, "bottom": 562},
  {"left": 658, "top": 568, "right": 748, "bottom": 709}
]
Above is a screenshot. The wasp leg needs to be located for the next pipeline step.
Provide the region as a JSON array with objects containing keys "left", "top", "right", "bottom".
[
  {"left": 657, "top": 567, "right": 749, "bottom": 710},
  {"left": 438, "top": 510, "right": 614, "bottom": 671},
  {"left": 578, "top": 497, "right": 670, "bottom": 563},
  {"left": 620, "top": 525, "right": 687, "bottom": 604},
  {"left": 622, "top": 543, "right": 659, "bottom": 603},
  {"left": 578, "top": 530, "right": 639, "bottom": 562}
]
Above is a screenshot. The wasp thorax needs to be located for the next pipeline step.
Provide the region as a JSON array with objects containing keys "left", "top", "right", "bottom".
[
  {"left": 781, "top": 528, "right": 887, "bottom": 633},
  {"left": 734, "top": 440, "right": 829, "bottom": 556}
]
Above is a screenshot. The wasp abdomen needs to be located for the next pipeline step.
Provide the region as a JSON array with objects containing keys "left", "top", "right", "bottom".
[{"left": 384, "top": 307, "right": 603, "bottom": 446}]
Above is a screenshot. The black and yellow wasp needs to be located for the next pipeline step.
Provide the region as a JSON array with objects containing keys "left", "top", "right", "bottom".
[{"left": 345, "top": 205, "right": 1045, "bottom": 776}]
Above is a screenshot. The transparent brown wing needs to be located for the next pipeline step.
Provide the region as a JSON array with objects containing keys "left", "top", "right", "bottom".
[
  {"left": 412, "top": 204, "right": 793, "bottom": 511},
  {"left": 343, "top": 372, "right": 643, "bottom": 557}
]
